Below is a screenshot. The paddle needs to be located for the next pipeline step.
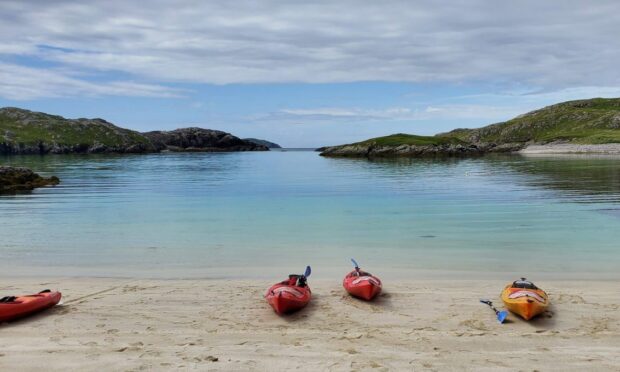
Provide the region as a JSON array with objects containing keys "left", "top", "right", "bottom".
[
  {"left": 303, "top": 265, "right": 311, "bottom": 278},
  {"left": 480, "top": 299, "right": 508, "bottom": 324},
  {"left": 351, "top": 258, "right": 360, "bottom": 271}
]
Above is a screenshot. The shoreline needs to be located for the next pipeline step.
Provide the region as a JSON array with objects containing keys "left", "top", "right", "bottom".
[
  {"left": 1, "top": 278, "right": 619, "bottom": 371},
  {"left": 2, "top": 266, "right": 620, "bottom": 281}
]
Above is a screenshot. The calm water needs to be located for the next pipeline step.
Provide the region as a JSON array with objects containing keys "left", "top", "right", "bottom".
[{"left": 2, "top": 151, "right": 620, "bottom": 279}]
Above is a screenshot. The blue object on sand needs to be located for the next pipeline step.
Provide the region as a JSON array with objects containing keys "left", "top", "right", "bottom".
[
  {"left": 497, "top": 310, "right": 508, "bottom": 324},
  {"left": 480, "top": 299, "right": 508, "bottom": 324}
]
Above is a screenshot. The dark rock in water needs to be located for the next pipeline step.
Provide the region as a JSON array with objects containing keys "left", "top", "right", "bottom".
[
  {"left": 143, "top": 128, "right": 269, "bottom": 152},
  {"left": 243, "top": 138, "right": 282, "bottom": 149},
  {"left": 0, "top": 166, "right": 60, "bottom": 193}
]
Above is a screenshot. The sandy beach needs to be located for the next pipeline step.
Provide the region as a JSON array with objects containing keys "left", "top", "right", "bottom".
[
  {"left": 1, "top": 278, "right": 618, "bottom": 371},
  {"left": 520, "top": 143, "right": 620, "bottom": 154}
]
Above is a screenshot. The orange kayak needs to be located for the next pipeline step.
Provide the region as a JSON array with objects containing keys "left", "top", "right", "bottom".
[
  {"left": 343, "top": 259, "right": 382, "bottom": 301},
  {"left": 265, "top": 266, "right": 311, "bottom": 315},
  {"left": 0, "top": 290, "right": 62, "bottom": 323},
  {"left": 501, "top": 278, "right": 548, "bottom": 320}
]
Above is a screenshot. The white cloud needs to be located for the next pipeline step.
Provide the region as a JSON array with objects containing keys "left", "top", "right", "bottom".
[
  {"left": 0, "top": 0, "right": 619, "bottom": 90},
  {"left": 253, "top": 85, "right": 620, "bottom": 128},
  {"left": 258, "top": 104, "right": 524, "bottom": 124},
  {"left": 0, "top": 62, "right": 184, "bottom": 100}
]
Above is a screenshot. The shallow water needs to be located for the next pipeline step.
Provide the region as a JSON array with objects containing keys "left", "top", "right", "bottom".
[{"left": 1, "top": 151, "right": 620, "bottom": 279}]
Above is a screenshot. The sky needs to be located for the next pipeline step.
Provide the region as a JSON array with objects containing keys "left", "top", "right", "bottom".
[{"left": 1, "top": 1, "right": 620, "bottom": 147}]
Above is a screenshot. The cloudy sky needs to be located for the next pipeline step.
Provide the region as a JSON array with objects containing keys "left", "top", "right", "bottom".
[{"left": 1, "top": 1, "right": 619, "bottom": 146}]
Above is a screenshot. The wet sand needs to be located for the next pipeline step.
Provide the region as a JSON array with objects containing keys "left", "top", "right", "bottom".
[{"left": 1, "top": 278, "right": 619, "bottom": 371}]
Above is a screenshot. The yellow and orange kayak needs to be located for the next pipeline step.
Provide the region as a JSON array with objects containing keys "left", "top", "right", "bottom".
[{"left": 501, "top": 278, "right": 548, "bottom": 320}]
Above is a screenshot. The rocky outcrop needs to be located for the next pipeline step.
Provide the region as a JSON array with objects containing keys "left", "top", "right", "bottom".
[
  {"left": 322, "top": 143, "right": 493, "bottom": 157},
  {"left": 243, "top": 138, "right": 282, "bottom": 149},
  {"left": 143, "top": 128, "right": 269, "bottom": 152},
  {"left": 0, "top": 166, "right": 60, "bottom": 193}
]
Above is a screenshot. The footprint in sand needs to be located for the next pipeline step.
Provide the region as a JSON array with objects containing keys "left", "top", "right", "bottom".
[
  {"left": 458, "top": 319, "right": 489, "bottom": 331},
  {"left": 557, "top": 294, "right": 586, "bottom": 304}
]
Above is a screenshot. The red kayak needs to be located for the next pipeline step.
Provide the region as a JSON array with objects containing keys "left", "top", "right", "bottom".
[
  {"left": 343, "top": 259, "right": 382, "bottom": 301},
  {"left": 0, "top": 289, "right": 62, "bottom": 323},
  {"left": 265, "top": 266, "right": 311, "bottom": 315}
]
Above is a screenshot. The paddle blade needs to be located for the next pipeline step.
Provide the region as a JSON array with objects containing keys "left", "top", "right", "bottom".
[
  {"left": 497, "top": 310, "right": 508, "bottom": 324},
  {"left": 350, "top": 258, "right": 359, "bottom": 269},
  {"left": 304, "top": 266, "right": 311, "bottom": 278}
]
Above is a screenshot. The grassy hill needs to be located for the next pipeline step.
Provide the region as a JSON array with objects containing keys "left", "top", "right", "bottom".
[
  {"left": 0, "top": 107, "right": 269, "bottom": 154},
  {"left": 443, "top": 98, "right": 620, "bottom": 145},
  {"left": 0, "top": 107, "right": 153, "bottom": 154},
  {"left": 321, "top": 98, "right": 620, "bottom": 157},
  {"left": 353, "top": 133, "right": 465, "bottom": 147}
]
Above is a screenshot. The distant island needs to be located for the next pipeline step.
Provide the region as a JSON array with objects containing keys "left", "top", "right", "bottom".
[
  {"left": 320, "top": 98, "right": 620, "bottom": 157},
  {"left": 243, "top": 138, "right": 282, "bottom": 148},
  {"left": 0, "top": 107, "right": 270, "bottom": 155}
]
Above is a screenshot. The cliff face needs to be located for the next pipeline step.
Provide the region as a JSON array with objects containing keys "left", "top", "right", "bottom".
[
  {"left": 0, "top": 166, "right": 60, "bottom": 193},
  {"left": 0, "top": 107, "right": 154, "bottom": 154},
  {"left": 143, "top": 128, "right": 268, "bottom": 152}
]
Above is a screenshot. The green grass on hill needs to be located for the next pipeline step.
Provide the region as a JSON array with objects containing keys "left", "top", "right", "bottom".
[
  {"left": 442, "top": 98, "right": 620, "bottom": 145},
  {"left": 0, "top": 108, "right": 150, "bottom": 147},
  {"left": 355, "top": 133, "right": 466, "bottom": 147}
]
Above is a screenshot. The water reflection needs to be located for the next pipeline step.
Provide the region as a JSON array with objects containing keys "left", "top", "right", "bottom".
[{"left": 327, "top": 154, "right": 620, "bottom": 204}]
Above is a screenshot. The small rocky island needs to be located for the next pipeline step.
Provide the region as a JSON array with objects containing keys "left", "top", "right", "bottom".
[
  {"left": 321, "top": 98, "right": 620, "bottom": 157},
  {"left": 0, "top": 166, "right": 60, "bottom": 193},
  {"left": 243, "top": 138, "right": 282, "bottom": 149},
  {"left": 0, "top": 107, "right": 269, "bottom": 155}
]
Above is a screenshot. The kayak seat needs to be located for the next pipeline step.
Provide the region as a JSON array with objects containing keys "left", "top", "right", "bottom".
[
  {"left": 350, "top": 270, "right": 372, "bottom": 277},
  {"left": 512, "top": 278, "right": 538, "bottom": 290},
  {"left": 0, "top": 296, "right": 17, "bottom": 303},
  {"left": 284, "top": 275, "right": 307, "bottom": 287}
]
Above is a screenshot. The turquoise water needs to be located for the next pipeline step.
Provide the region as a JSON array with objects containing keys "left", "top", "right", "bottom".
[{"left": 1, "top": 151, "right": 620, "bottom": 279}]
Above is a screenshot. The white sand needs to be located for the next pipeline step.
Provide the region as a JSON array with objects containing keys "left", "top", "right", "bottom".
[
  {"left": 520, "top": 143, "right": 620, "bottom": 154},
  {"left": 1, "top": 278, "right": 619, "bottom": 371}
]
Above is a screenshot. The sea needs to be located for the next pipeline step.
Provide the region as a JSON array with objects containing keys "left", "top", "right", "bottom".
[{"left": 2, "top": 150, "right": 620, "bottom": 280}]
